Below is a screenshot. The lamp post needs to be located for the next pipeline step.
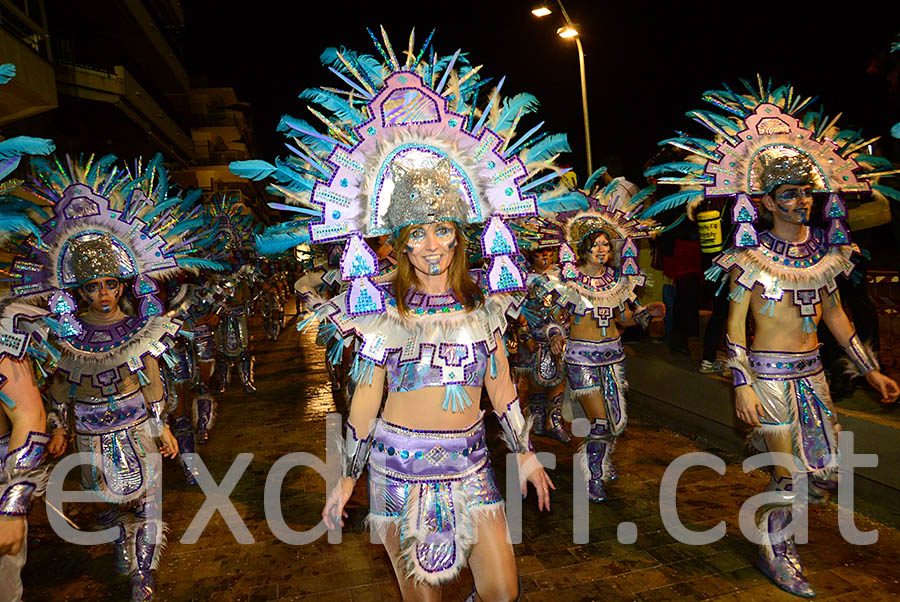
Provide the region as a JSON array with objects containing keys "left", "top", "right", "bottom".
[{"left": 532, "top": 1, "right": 593, "bottom": 177}]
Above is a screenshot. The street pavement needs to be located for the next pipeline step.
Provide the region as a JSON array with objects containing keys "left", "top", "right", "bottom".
[{"left": 21, "top": 303, "right": 900, "bottom": 601}]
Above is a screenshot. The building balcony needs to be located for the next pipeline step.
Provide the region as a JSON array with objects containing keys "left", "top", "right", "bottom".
[
  {"left": 54, "top": 61, "right": 194, "bottom": 162},
  {"left": 0, "top": 9, "right": 57, "bottom": 125}
]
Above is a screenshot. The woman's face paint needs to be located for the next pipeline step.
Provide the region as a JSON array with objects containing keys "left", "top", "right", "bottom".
[
  {"left": 587, "top": 234, "right": 612, "bottom": 268},
  {"left": 405, "top": 222, "right": 457, "bottom": 277},
  {"left": 81, "top": 277, "right": 122, "bottom": 313},
  {"left": 768, "top": 184, "right": 814, "bottom": 225}
]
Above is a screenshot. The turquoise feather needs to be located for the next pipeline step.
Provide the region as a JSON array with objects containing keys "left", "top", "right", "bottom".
[
  {"left": 855, "top": 154, "right": 894, "bottom": 169},
  {"left": 0, "top": 136, "right": 55, "bottom": 159},
  {"left": 584, "top": 166, "right": 608, "bottom": 191},
  {"left": 640, "top": 190, "right": 703, "bottom": 218},
  {"left": 0, "top": 63, "right": 15, "bottom": 84},
  {"left": 276, "top": 115, "right": 336, "bottom": 154},
  {"left": 176, "top": 258, "right": 228, "bottom": 271},
  {"left": 644, "top": 162, "right": 705, "bottom": 177},
  {"left": 299, "top": 88, "right": 366, "bottom": 124},
  {"left": 229, "top": 159, "right": 277, "bottom": 181},
  {"left": 522, "top": 133, "right": 571, "bottom": 163},
  {"left": 495, "top": 93, "right": 539, "bottom": 131},
  {"left": 872, "top": 183, "right": 900, "bottom": 202}
]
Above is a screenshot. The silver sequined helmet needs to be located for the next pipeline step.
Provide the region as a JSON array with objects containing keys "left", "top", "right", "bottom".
[
  {"left": 383, "top": 159, "right": 468, "bottom": 233},
  {"left": 69, "top": 234, "right": 122, "bottom": 286}
]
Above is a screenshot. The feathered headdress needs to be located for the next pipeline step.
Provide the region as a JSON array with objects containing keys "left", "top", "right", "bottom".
[
  {"left": 642, "top": 76, "right": 900, "bottom": 248},
  {"left": 200, "top": 194, "right": 261, "bottom": 265},
  {"left": 9, "top": 154, "right": 215, "bottom": 336},
  {"left": 558, "top": 176, "right": 657, "bottom": 280},
  {"left": 231, "top": 27, "right": 572, "bottom": 315},
  {"left": 0, "top": 63, "right": 55, "bottom": 245}
]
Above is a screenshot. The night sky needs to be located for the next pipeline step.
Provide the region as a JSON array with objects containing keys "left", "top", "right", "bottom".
[{"left": 184, "top": 0, "right": 900, "bottom": 186}]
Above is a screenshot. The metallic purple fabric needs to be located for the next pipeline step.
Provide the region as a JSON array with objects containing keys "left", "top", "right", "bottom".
[
  {"left": 756, "top": 506, "right": 816, "bottom": 597},
  {"left": 385, "top": 342, "right": 489, "bottom": 392},
  {"left": 72, "top": 390, "right": 149, "bottom": 435},
  {"left": 564, "top": 338, "right": 628, "bottom": 435},
  {"left": 192, "top": 325, "right": 215, "bottom": 361},
  {"left": 749, "top": 349, "right": 822, "bottom": 380},
  {"left": 3, "top": 431, "right": 48, "bottom": 471},
  {"left": 749, "top": 349, "right": 836, "bottom": 474},
  {"left": 0, "top": 431, "right": 49, "bottom": 516},
  {"left": 169, "top": 340, "right": 195, "bottom": 383},
  {"left": 368, "top": 417, "right": 503, "bottom": 582},
  {"left": 368, "top": 419, "right": 490, "bottom": 480},
  {"left": 216, "top": 310, "right": 249, "bottom": 357},
  {"left": 564, "top": 337, "right": 625, "bottom": 367}
]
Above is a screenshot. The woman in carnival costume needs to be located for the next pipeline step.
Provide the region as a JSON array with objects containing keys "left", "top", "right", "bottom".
[
  {"left": 233, "top": 27, "right": 570, "bottom": 600},
  {"left": 11, "top": 154, "right": 214, "bottom": 600},
  {"left": 530, "top": 173, "right": 665, "bottom": 502},
  {"left": 643, "top": 77, "right": 900, "bottom": 597},
  {"left": 0, "top": 62, "right": 57, "bottom": 601},
  {"left": 511, "top": 216, "right": 571, "bottom": 443}
]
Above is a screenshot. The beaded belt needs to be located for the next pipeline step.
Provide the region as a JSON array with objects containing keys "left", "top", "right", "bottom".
[
  {"left": 564, "top": 337, "right": 625, "bottom": 367},
  {"left": 73, "top": 389, "right": 148, "bottom": 435},
  {"left": 749, "top": 348, "right": 822, "bottom": 380},
  {"left": 368, "top": 416, "right": 489, "bottom": 482}
]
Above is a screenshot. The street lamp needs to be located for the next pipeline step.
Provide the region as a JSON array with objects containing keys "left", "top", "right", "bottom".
[{"left": 532, "top": 1, "right": 594, "bottom": 177}]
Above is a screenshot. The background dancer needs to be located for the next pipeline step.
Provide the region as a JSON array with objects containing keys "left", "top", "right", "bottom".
[
  {"left": 531, "top": 174, "right": 664, "bottom": 502},
  {"left": 644, "top": 79, "right": 900, "bottom": 597}
]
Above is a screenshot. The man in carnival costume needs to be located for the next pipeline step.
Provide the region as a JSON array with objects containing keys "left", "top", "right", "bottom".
[
  {"left": 14, "top": 155, "right": 212, "bottom": 600},
  {"left": 644, "top": 79, "right": 900, "bottom": 597},
  {"left": 531, "top": 174, "right": 665, "bottom": 502},
  {"left": 233, "top": 27, "right": 570, "bottom": 599},
  {"left": 204, "top": 196, "right": 261, "bottom": 394},
  {"left": 0, "top": 62, "right": 57, "bottom": 602}
]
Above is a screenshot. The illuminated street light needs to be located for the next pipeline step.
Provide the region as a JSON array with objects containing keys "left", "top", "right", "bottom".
[{"left": 532, "top": 0, "right": 594, "bottom": 176}]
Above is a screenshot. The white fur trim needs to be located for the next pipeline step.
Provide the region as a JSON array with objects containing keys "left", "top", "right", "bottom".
[{"left": 365, "top": 483, "right": 505, "bottom": 587}]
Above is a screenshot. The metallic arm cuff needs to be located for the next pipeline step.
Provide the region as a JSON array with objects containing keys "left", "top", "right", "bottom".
[
  {"left": 544, "top": 322, "right": 564, "bottom": 342},
  {"left": 0, "top": 431, "right": 50, "bottom": 516},
  {"left": 842, "top": 333, "right": 879, "bottom": 376},
  {"left": 342, "top": 423, "right": 371, "bottom": 480},
  {"left": 632, "top": 305, "right": 652, "bottom": 331},
  {"left": 47, "top": 394, "right": 68, "bottom": 433},
  {"left": 725, "top": 335, "right": 754, "bottom": 388},
  {"left": 494, "top": 398, "right": 535, "bottom": 454},
  {"left": 146, "top": 395, "right": 170, "bottom": 435}
]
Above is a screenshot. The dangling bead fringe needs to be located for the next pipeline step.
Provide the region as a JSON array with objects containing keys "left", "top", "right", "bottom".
[
  {"left": 160, "top": 351, "right": 177, "bottom": 369},
  {"left": 704, "top": 264, "right": 724, "bottom": 282},
  {"left": 350, "top": 355, "right": 375, "bottom": 386},
  {"left": 490, "top": 355, "right": 498, "bottom": 379},
  {"left": 802, "top": 316, "right": 817, "bottom": 333},
  {"left": 442, "top": 384, "right": 473, "bottom": 413},
  {"left": 759, "top": 299, "right": 776, "bottom": 317},
  {"left": 728, "top": 286, "right": 746, "bottom": 303},
  {"left": 0, "top": 390, "right": 15, "bottom": 409}
]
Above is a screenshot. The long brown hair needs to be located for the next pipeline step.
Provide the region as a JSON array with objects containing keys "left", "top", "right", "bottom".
[{"left": 393, "top": 222, "right": 484, "bottom": 316}]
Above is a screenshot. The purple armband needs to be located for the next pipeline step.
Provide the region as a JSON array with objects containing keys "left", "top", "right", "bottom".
[{"left": 725, "top": 335, "right": 754, "bottom": 388}]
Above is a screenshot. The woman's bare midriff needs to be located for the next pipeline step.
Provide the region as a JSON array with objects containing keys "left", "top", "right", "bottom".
[
  {"left": 570, "top": 315, "right": 620, "bottom": 341},
  {"left": 381, "top": 386, "right": 484, "bottom": 430}
]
